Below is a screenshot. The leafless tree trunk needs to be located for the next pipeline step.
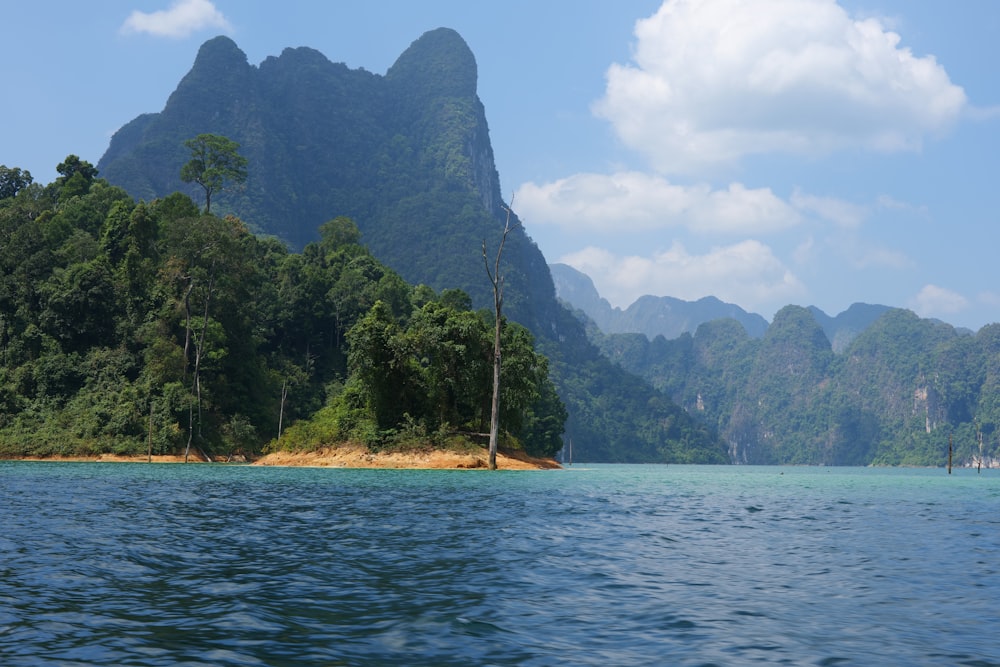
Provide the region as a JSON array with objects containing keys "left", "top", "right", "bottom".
[
  {"left": 483, "top": 197, "right": 518, "bottom": 470},
  {"left": 278, "top": 378, "right": 289, "bottom": 442},
  {"left": 181, "top": 277, "right": 194, "bottom": 381},
  {"left": 147, "top": 401, "right": 153, "bottom": 463},
  {"left": 185, "top": 260, "right": 217, "bottom": 463},
  {"left": 978, "top": 423, "right": 984, "bottom": 474}
]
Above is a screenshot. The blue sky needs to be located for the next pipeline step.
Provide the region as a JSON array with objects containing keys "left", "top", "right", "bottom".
[{"left": 4, "top": 1, "right": 1000, "bottom": 331}]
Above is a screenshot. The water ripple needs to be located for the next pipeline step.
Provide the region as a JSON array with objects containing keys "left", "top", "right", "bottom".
[{"left": 2, "top": 463, "right": 1000, "bottom": 665}]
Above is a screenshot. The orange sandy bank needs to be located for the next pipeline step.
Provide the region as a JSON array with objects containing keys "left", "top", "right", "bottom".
[
  {"left": 253, "top": 444, "right": 561, "bottom": 470},
  {"left": 3, "top": 447, "right": 560, "bottom": 469}
]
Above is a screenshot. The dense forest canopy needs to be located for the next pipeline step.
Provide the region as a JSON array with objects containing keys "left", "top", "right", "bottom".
[
  {"left": 590, "top": 303, "right": 1000, "bottom": 467},
  {"left": 0, "top": 158, "right": 566, "bottom": 460}
]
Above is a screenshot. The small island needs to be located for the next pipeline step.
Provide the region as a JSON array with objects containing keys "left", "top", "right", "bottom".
[{"left": 0, "top": 157, "right": 566, "bottom": 468}]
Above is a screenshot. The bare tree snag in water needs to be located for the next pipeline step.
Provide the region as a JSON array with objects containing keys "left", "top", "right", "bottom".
[
  {"left": 978, "top": 421, "right": 983, "bottom": 474},
  {"left": 483, "top": 197, "right": 519, "bottom": 470}
]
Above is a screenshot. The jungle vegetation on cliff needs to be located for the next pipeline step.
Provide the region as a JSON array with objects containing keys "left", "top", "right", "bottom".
[{"left": 0, "top": 160, "right": 565, "bottom": 460}]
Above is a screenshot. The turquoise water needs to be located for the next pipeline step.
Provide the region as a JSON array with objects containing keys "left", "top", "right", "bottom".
[{"left": 1, "top": 463, "right": 999, "bottom": 666}]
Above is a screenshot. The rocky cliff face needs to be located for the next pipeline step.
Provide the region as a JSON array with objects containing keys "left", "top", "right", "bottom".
[
  {"left": 100, "top": 31, "right": 499, "bottom": 249},
  {"left": 386, "top": 28, "right": 503, "bottom": 216},
  {"left": 100, "top": 30, "right": 533, "bottom": 320}
]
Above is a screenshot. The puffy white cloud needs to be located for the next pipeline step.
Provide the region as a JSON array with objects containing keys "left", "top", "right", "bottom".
[
  {"left": 515, "top": 169, "right": 917, "bottom": 238},
  {"left": 790, "top": 190, "right": 868, "bottom": 228},
  {"left": 121, "top": 0, "right": 232, "bottom": 39},
  {"left": 515, "top": 172, "right": 800, "bottom": 235},
  {"left": 910, "top": 284, "right": 970, "bottom": 317},
  {"left": 559, "top": 240, "right": 804, "bottom": 311},
  {"left": 594, "top": 0, "right": 967, "bottom": 174}
]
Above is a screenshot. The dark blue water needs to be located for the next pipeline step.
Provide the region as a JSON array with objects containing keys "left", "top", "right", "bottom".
[{"left": 2, "top": 463, "right": 999, "bottom": 666}]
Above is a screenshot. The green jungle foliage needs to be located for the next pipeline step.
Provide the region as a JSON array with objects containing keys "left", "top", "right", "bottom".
[
  {"left": 0, "top": 160, "right": 565, "bottom": 460},
  {"left": 593, "top": 304, "right": 1000, "bottom": 467},
  {"left": 96, "top": 30, "right": 729, "bottom": 463}
]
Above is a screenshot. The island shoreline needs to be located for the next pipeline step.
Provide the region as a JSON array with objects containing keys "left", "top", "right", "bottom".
[{"left": 1, "top": 445, "right": 561, "bottom": 470}]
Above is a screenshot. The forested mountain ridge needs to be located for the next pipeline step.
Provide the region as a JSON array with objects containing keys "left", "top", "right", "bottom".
[
  {"left": 594, "top": 304, "right": 1000, "bottom": 466},
  {"left": 551, "top": 262, "right": 895, "bottom": 349},
  {"left": 100, "top": 32, "right": 519, "bottom": 319},
  {"left": 96, "top": 30, "right": 726, "bottom": 463},
  {"left": 548, "top": 259, "right": 995, "bottom": 465}
]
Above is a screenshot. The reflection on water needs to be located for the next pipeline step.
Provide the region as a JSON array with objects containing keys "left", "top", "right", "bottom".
[{"left": 2, "top": 463, "right": 1000, "bottom": 666}]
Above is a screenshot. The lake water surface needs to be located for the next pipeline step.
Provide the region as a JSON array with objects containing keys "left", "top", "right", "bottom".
[{"left": 1, "top": 462, "right": 999, "bottom": 666}]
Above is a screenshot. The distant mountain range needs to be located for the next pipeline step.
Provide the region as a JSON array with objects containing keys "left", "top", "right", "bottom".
[
  {"left": 549, "top": 262, "right": 1000, "bottom": 466},
  {"left": 550, "top": 262, "right": 892, "bottom": 352}
]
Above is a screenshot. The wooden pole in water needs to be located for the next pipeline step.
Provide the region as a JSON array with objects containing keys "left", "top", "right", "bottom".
[
  {"left": 978, "top": 424, "right": 983, "bottom": 474},
  {"left": 147, "top": 401, "right": 153, "bottom": 463},
  {"left": 948, "top": 433, "right": 953, "bottom": 474}
]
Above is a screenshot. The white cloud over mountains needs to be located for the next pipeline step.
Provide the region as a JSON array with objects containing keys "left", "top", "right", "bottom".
[
  {"left": 911, "top": 284, "right": 970, "bottom": 318},
  {"left": 518, "top": 0, "right": 971, "bottom": 320},
  {"left": 121, "top": 0, "right": 232, "bottom": 39},
  {"left": 560, "top": 241, "right": 805, "bottom": 311},
  {"left": 516, "top": 172, "right": 893, "bottom": 239},
  {"left": 593, "top": 0, "right": 967, "bottom": 175},
  {"left": 517, "top": 172, "right": 801, "bottom": 235}
]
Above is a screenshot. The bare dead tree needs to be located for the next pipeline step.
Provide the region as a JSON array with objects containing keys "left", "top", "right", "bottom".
[
  {"left": 278, "top": 378, "right": 289, "bottom": 442},
  {"left": 483, "top": 196, "right": 519, "bottom": 470},
  {"left": 185, "top": 259, "right": 217, "bottom": 463}
]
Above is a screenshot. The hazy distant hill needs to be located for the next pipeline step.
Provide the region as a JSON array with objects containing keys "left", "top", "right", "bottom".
[
  {"left": 548, "top": 263, "right": 996, "bottom": 466},
  {"left": 807, "top": 303, "right": 892, "bottom": 352},
  {"left": 96, "top": 31, "right": 726, "bottom": 463},
  {"left": 550, "top": 262, "right": 769, "bottom": 338},
  {"left": 551, "top": 262, "right": 895, "bottom": 351}
]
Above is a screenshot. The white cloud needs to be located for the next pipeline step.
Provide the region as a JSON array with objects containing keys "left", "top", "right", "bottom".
[
  {"left": 515, "top": 170, "right": 924, "bottom": 240},
  {"left": 121, "top": 0, "right": 232, "bottom": 39},
  {"left": 978, "top": 291, "right": 1000, "bottom": 309},
  {"left": 559, "top": 240, "right": 804, "bottom": 311},
  {"left": 874, "top": 194, "right": 930, "bottom": 219},
  {"left": 515, "top": 172, "right": 800, "bottom": 235},
  {"left": 792, "top": 237, "right": 815, "bottom": 266},
  {"left": 850, "top": 246, "right": 912, "bottom": 270},
  {"left": 791, "top": 190, "right": 868, "bottom": 228},
  {"left": 819, "top": 232, "right": 912, "bottom": 271},
  {"left": 910, "top": 284, "right": 969, "bottom": 318},
  {"left": 594, "top": 0, "right": 967, "bottom": 174}
]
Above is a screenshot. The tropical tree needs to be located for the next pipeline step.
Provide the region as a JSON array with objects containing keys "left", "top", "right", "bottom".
[
  {"left": 180, "top": 134, "right": 248, "bottom": 214},
  {"left": 0, "top": 166, "right": 32, "bottom": 200}
]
